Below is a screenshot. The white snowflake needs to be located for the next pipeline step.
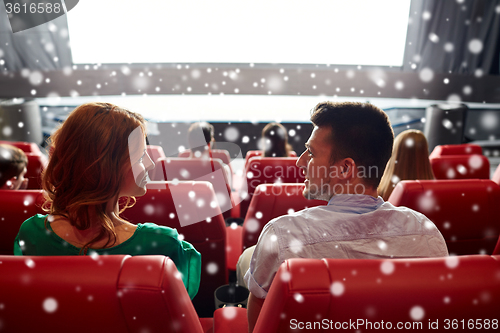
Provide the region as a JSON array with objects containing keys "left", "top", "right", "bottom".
[
  {"left": 468, "top": 39, "right": 483, "bottom": 54},
  {"left": 380, "top": 261, "right": 395, "bottom": 275},
  {"left": 293, "top": 293, "right": 304, "bottom": 303},
  {"left": 43, "top": 298, "right": 58, "bottom": 313},
  {"left": 445, "top": 256, "right": 459, "bottom": 269},
  {"left": 419, "top": 68, "right": 434, "bottom": 82},
  {"left": 206, "top": 262, "right": 218, "bottom": 275},
  {"left": 224, "top": 127, "right": 239, "bottom": 142},
  {"left": 330, "top": 281, "right": 345, "bottom": 296},
  {"left": 410, "top": 305, "right": 425, "bottom": 320},
  {"left": 244, "top": 218, "right": 259, "bottom": 233}
]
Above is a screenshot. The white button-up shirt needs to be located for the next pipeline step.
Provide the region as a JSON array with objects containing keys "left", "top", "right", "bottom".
[{"left": 244, "top": 194, "right": 449, "bottom": 298}]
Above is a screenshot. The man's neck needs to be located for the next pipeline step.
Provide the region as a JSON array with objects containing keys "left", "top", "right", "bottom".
[{"left": 330, "top": 180, "right": 379, "bottom": 198}]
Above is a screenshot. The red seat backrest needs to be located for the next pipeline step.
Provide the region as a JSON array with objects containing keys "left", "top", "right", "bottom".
[
  {"left": 240, "top": 157, "right": 304, "bottom": 218},
  {"left": 179, "top": 148, "right": 232, "bottom": 165},
  {"left": 25, "top": 153, "right": 48, "bottom": 189},
  {"left": 244, "top": 150, "right": 262, "bottom": 168},
  {"left": 0, "top": 255, "right": 205, "bottom": 333},
  {"left": 147, "top": 145, "right": 166, "bottom": 163},
  {"left": 178, "top": 149, "right": 234, "bottom": 178},
  {"left": 0, "top": 140, "right": 41, "bottom": 154},
  {"left": 242, "top": 184, "right": 325, "bottom": 250},
  {"left": 150, "top": 157, "right": 234, "bottom": 218},
  {"left": 429, "top": 154, "right": 489, "bottom": 180},
  {"left": 255, "top": 256, "right": 500, "bottom": 333},
  {"left": 388, "top": 179, "right": 500, "bottom": 255},
  {"left": 244, "top": 150, "right": 297, "bottom": 169},
  {"left": 121, "top": 181, "right": 227, "bottom": 317},
  {"left": 429, "top": 143, "right": 482, "bottom": 159},
  {"left": 0, "top": 189, "right": 45, "bottom": 255}
]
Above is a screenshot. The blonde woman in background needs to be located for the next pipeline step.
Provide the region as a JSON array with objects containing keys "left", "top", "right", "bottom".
[{"left": 378, "top": 129, "right": 435, "bottom": 201}]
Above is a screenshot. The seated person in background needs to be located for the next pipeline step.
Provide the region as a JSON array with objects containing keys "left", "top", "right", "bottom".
[
  {"left": 0, "top": 143, "right": 28, "bottom": 190},
  {"left": 187, "top": 121, "right": 215, "bottom": 158},
  {"left": 244, "top": 102, "right": 448, "bottom": 332},
  {"left": 378, "top": 129, "right": 435, "bottom": 200},
  {"left": 187, "top": 121, "right": 232, "bottom": 187},
  {"left": 261, "top": 122, "right": 293, "bottom": 157},
  {"left": 14, "top": 102, "right": 201, "bottom": 299}
]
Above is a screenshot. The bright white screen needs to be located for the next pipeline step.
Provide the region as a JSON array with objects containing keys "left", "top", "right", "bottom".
[{"left": 67, "top": 0, "right": 411, "bottom": 66}]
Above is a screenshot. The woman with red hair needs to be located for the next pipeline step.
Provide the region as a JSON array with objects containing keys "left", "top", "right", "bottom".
[{"left": 14, "top": 102, "right": 200, "bottom": 299}]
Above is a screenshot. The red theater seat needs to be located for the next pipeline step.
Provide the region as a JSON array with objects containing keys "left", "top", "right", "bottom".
[
  {"left": 243, "top": 183, "right": 324, "bottom": 250},
  {"left": 0, "top": 255, "right": 214, "bottom": 333},
  {"left": 429, "top": 143, "right": 483, "bottom": 159},
  {"left": 121, "top": 181, "right": 227, "bottom": 317},
  {"left": 179, "top": 148, "right": 235, "bottom": 180},
  {"left": 25, "top": 153, "right": 48, "bottom": 189},
  {"left": 244, "top": 150, "right": 297, "bottom": 169},
  {"left": 180, "top": 148, "right": 232, "bottom": 166},
  {"left": 388, "top": 179, "right": 500, "bottom": 255},
  {"left": 240, "top": 157, "right": 304, "bottom": 218},
  {"left": 150, "top": 157, "right": 238, "bottom": 219},
  {"left": 429, "top": 154, "right": 490, "bottom": 180},
  {"left": 253, "top": 256, "right": 500, "bottom": 333},
  {"left": 147, "top": 145, "right": 166, "bottom": 163},
  {"left": 0, "top": 189, "right": 45, "bottom": 255},
  {"left": 0, "top": 140, "right": 41, "bottom": 154}
]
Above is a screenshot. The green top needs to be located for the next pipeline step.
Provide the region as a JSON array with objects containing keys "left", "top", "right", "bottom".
[{"left": 14, "top": 214, "right": 201, "bottom": 299}]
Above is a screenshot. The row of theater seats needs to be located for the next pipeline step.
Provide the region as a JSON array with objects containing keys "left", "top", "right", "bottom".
[
  {"left": 429, "top": 143, "right": 491, "bottom": 180},
  {"left": 179, "top": 148, "right": 234, "bottom": 176},
  {"left": 225, "top": 179, "right": 500, "bottom": 270},
  {"left": 148, "top": 143, "right": 499, "bottom": 220},
  {"left": 2, "top": 141, "right": 500, "bottom": 317},
  {"left": 4, "top": 140, "right": 497, "bottom": 217},
  {"left": 1, "top": 254, "right": 499, "bottom": 332},
  {"left": 3, "top": 178, "right": 500, "bottom": 318},
  {"left": 148, "top": 146, "right": 304, "bottom": 218}
]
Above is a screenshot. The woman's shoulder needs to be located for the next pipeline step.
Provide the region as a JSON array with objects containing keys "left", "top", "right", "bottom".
[
  {"left": 136, "top": 222, "right": 180, "bottom": 238},
  {"left": 19, "top": 214, "right": 48, "bottom": 231},
  {"left": 126, "top": 223, "right": 195, "bottom": 252}
]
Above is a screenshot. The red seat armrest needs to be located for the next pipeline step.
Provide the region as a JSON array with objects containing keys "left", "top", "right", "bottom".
[{"left": 226, "top": 225, "right": 243, "bottom": 271}]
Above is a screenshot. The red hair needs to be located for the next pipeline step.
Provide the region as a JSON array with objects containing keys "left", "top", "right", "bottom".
[{"left": 42, "top": 102, "right": 146, "bottom": 254}]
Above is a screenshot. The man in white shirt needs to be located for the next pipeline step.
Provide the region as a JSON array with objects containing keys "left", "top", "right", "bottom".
[{"left": 243, "top": 102, "right": 448, "bottom": 331}]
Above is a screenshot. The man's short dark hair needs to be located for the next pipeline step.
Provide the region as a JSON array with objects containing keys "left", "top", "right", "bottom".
[{"left": 310, "top": 102, "right": 394, "bottom": 189}]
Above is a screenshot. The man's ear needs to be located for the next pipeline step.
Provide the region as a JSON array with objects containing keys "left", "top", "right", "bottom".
[{"left": 340, "top": 158, "right": 356, "bottom": 179}]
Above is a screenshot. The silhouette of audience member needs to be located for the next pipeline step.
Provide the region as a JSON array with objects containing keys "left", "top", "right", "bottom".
[
  {"left": 261, "top": 122, "right": 293, "bottom": 157},
  {"left": 378, "top": 129, "right": 435, "bottom": 201},
  {"left": 187, "top": 122, "right": 215, "bottom": 158},
  {"left": 0, "top": 143, "right": 28, "bottom": 190},
  {"left": 187, "top": 121, "right": 233, "bottom": 188},
  {"left": 14, "top": 102, "right": 201, "bottom": 299}
]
